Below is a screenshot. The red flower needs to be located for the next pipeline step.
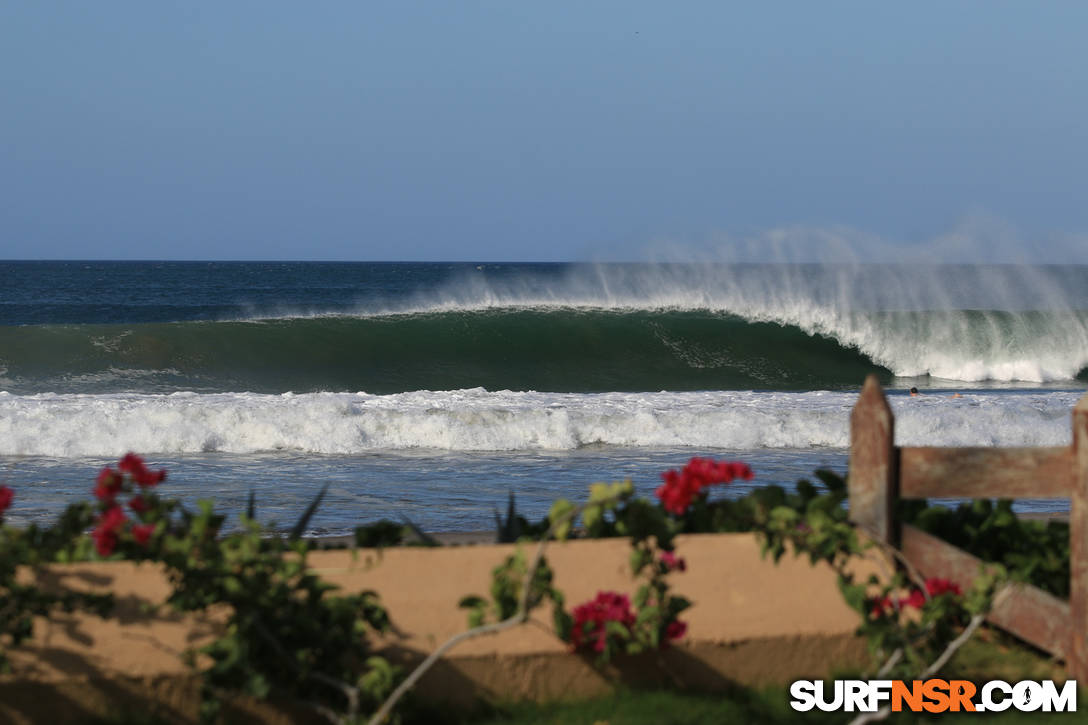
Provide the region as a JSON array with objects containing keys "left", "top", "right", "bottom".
[
  {"left": 655, "top": 457, "right": 753, "bottom": 515},
  {"left": 118, "top": 452, "right": 145, "bottom": 474},
  {"left": 570, "top": 591, "right": 636, "bottom": 653},
  {"left": 924, "top": 578, "right": 962, "bottom": 598},
  {"left": 901, "top": 589, "right": 927, "bottom": 610},
  {"left": 665, "top": 619, "right": 687, "bottom": 641},
  {"left": 660, "top": 551, "right": 686, "bottom": 572},
  {"left": 131, "top": 523, "right": 155, "bottom": 547},
  {"left": 870, "top": 595, "right": 893, "bottom": 618},
  {"left": 92, "top": 505, "right": 126, "bottom": 557},
  {"left": 0, "top": 485, "right": 13, "bottom": 516},
  {"left": 118, "top": 452, "right": 166, "bottom": 487},
  {"left": 128, "top": 496, "right": 150, "bottom": 514},
  {"left": 94, "top": 467, "right": 124, "bottom": 501},
  {"left": 869, "top": 578, "right": 963, "bottom": 618}
]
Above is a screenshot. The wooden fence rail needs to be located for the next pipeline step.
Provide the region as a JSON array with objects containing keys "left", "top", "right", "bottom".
[{"left": 848, "top": 375, "right": 1088, "bottom": 680}]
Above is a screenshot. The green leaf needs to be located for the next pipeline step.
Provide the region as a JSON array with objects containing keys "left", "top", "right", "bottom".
[
  {"left": 583, "top": 503, "right": 603, "bottom": 532},
  {"left": 400, "top": 516, "right": 440, "bottom": 547},
  {"left": 838, "top": 579, "right": 868, "bottom": 612},
  {"left": 289, "top": 484, "right": 328, "bottom": 541},
  {"left": 548, "top": 499, "right": 576, "bottom": 540}
]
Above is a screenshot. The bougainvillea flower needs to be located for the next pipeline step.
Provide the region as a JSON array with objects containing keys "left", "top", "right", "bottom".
[
  {"left": 131, "top": 523, "right": 155, "bottom": 547},
  {"left": 570, "top": 591, "right": 637, "bottom": 653},
  {"left": 117, "top": 452, "right": 145, "bottom": 474},
  {"left": 655, "top": 457, "right": 753, "bottom": 515},
  {"left": 870, "top": 595, "right": 894, "bottom": 618},
  {"left": 92, "top": 505, "right": 127, "bottom": 557},
  {"left": 94, "top": 467, "right": 124, "bottom": 501},
  {"left": 665, "top": 619, "right": 687, "bottom": 641},
  {"left": 118, "top": 452, "right": 166, "bottom": 487},
  {"left": 659, "top": 550, "right": 686, "bottom": 572},
  {"left": 924, "top": 578, "right": 962, "bottom": 598},
  {"left": 0, "top": 485, "right": 12, "bottom": 515},
  {"left": 901, "top": 589, "right": 927, "bottom": 610},
  {"left": 869, "top": 577, "right": 963, "bottom": 618}
]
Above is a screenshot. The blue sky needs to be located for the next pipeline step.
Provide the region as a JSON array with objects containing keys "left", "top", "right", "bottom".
[{"left": 2, "top": 2, "right": 1086, "bottom": 261}]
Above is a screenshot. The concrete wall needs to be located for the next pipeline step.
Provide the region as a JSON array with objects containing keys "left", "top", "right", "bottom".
[{"left": 0, "top": 533, "right": 877, "bottom": 723}]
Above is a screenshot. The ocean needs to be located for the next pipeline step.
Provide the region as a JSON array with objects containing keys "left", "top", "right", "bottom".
[{"left": 2, "top": 261, "right": 1086, "bottom": 534}]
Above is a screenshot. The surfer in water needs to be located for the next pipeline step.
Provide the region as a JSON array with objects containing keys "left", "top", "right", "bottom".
[{"left": 909, "top": 386, "right": 962, "bottom": 399}]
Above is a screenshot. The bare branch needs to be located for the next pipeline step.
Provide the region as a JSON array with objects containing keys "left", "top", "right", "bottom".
[
  {"left": 874, "top": 648, "right": 902, "bottom": 678},
  {"left": 848, "top": 586, "right": 1010, "bottom": 725},
  {"left": 367, "top": 493, "right": 625, "bottom": 725},
  {"left": 857, "top": 525, "right": 927, "bottom": 594}
]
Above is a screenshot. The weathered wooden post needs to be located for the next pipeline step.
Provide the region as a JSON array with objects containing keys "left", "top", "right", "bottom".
[
  {"left": 1071, "top": 393, "right": 1088, "bottom": 682},
  {"left": 849, "top": 375, "right": 898, "bottom": 546}
]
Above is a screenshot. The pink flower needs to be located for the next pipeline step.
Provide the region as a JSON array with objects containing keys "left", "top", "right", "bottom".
[
  {"left": 660, "top": 551, "right": 686, "bottom": 572},
  {"left": 0, "top": 485, "right": 13, "bottom": 516}
]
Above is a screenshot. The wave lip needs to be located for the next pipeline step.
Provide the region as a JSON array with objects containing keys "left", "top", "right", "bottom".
[{"left": 0, "top": 389, "right": 1078, "bottom": 457}]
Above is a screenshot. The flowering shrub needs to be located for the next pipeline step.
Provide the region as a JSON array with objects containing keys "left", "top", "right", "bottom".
[
  {"left": 0, "top": 452, "right": 1026, "bottom": 721},
  {"left": 456, "top": 458, "right": 1007, "bottom": 690},
  {"left": 0, "top": 454, "right": 397, "bottom": 723},
  {"left": 87, "top": 453, "right": 171, "bottom": 557},
  {"left": 749, "top": 469, "right": 1005, "bottom": 679},
  {"left": 0, "top": 482, "right": 112, "bottom": 672},
  {"left": 461, "top": 478, "right": 694, "bottom": 665}
]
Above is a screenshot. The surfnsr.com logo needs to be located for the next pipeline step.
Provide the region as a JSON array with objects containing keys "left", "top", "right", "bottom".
[{"left": 790, "top": 679, "right": 1076, "bottom": 713}]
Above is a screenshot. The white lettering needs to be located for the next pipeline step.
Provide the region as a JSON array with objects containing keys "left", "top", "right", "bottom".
[
  {"left": 1013, "top": 681, "right": 1043, "bottom": 712},
  {"left": 789, "top": 681, "right": 816, "bottom": 712},
  {"left": 815, "top": 680, "right": 844, "bottom": 712},
  {"left": 867, "top": 680, "right": 893, "bottom": 712},
  {"left": 1040, "top": 680, "right": 1077, "bottom": 712},
  {"left": 981, "top": 681, "right": 1012, "bottom": 712},
  {"left": 845, "top": 680, "right": 868, "bottom": 712}
]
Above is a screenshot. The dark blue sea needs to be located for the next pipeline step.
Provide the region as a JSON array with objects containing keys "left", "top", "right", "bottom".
[{"left": 2, "top": 261, "right": 1086, "bottom": 532}]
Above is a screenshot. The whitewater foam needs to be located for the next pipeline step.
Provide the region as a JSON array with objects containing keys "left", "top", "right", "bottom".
[{"left": 0, "top": 389, "right": 1078, "bottom": 457}]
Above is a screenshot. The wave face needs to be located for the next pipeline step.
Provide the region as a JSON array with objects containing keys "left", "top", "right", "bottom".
[
  {"left": 0, "top": 390, "right": 1078, "bottom": 457},
  {"left": 2, "top": 262, "right": 1088, "bottom": 393},
  {"left": 2, "top": 307, "right": 1087, "bottom": 394},
  {"left": 0, "top": 311, "right": 884, "bottom": 393}
]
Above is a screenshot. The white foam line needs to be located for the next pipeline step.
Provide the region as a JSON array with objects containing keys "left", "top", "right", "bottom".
[{"left": 0, "top": 389, "right": 1078, "bottom": 457}]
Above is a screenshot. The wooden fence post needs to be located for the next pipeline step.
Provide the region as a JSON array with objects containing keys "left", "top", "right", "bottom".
[
  {"left": 849, "top": 375, "right": 898, "bottom": 545},
  {"left": 1070, "top": 393, "right": 1088, "bottom": 682}
]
